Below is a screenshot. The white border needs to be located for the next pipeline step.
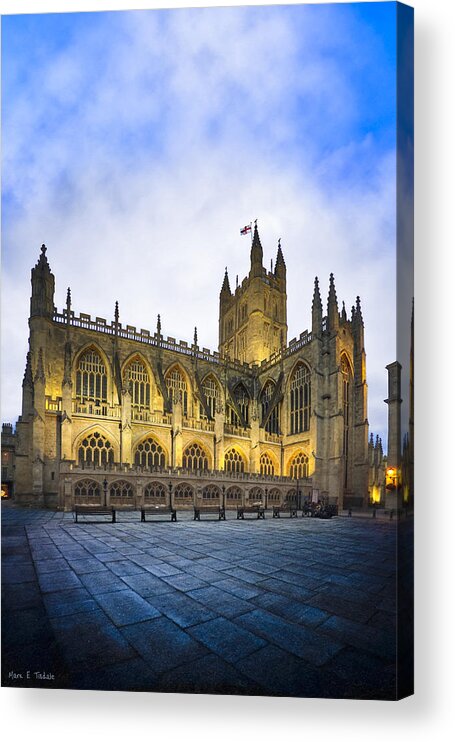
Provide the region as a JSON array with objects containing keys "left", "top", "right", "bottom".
[{"left": 1, "top": 0, "right": 454, "bottom": 740}]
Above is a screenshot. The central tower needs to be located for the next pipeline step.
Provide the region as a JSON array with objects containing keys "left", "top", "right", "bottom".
[{"left": 219, "top": 224, "right": 288, "bottom": 364}]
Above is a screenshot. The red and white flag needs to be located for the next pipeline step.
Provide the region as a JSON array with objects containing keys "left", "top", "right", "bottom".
[{"left": 240, "top": 224, "right": 252, "bottom": 236}]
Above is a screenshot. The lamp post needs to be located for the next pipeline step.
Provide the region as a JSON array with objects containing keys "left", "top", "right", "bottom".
[
  {"left": 222, "top": 484, "right": 226, "bottom": 511},
  {"left": 296, "top": 476, "right": 300, "bottom": 511},
  {"left": 265, "top": 487, "right": 268, "bottom": 510},
  {"left": 168, "top": 480, "right": 173, "bottom": 510},
  {"left": 103, "top": 478, "right": 108, "bottom": 507}
]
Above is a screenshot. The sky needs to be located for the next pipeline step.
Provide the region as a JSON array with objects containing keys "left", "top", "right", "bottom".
[{"left": 1, "top": 2, "right": 400, "bottom": 445}]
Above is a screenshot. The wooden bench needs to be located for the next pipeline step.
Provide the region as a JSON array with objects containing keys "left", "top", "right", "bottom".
[
  {"left": 141, "top": 505, "right": 177, "bottom": 522},
  {"left": 73, "top": 505, "right": 116, "bottom": 523},
  {"left": 272, "top": 504, "right": 298, "bottom": 518},
  {"left": 237, "top": 505, "right": 265, "bottom": 520},
  {"left": 194, "top": 506, "right": 226, "bottom": 521}
]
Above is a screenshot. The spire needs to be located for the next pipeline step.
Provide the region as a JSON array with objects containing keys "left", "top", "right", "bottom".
[
  {"left": 341, "top": 300, "right": 347, "bottom": 322},
  {"left": 312, "top": 276, "right": 323, "bottom": 336},
  {"left": 66, "top": 287, "right": 71, "bottom": 325},
  {"left": 370, "top": 432, "right": 374, "bottom": 446},
  {"left": 327, "top": 273, "right": 339, "bottom": 331},
  {"left": 250, "top": 221, "right": 263, "bottom": 277},
  {"left": 30, "top": 243, "right": 55, "bottom": 318},
  {"left": 114, "top": 301, "right": 119, "bottom": 336},
  {"left": 34, "top": 348, "right": 45, "bottom": 384},
  {"left": 220, "top": 267, "right": 231, "bottom": 297},
  {"left": 22, "top": 352, "right": 33, "bottom": 388},
  {"left": 274, "top": 238, "right": 286, "bottom": 279},
  {"left": 355, "top": 295, "right": 364, "bottom": 325}
]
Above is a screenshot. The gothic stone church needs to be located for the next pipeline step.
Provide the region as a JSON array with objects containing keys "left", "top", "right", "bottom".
[{"left": 12, "top": 224, "right": 369, "bottom": 511}]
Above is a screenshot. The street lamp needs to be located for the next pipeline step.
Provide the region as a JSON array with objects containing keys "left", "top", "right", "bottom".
[
  {"left": 168, "top": 479, "right": 173, "bottom": 510},
  {"left": 265, "top": 487, "right": 268, "bottom": 510},
  {"left": 103, "top": 478, "right": 108, "bottom": 507},
  {"left": 222, "top": 485, "right": 226, "bottom": 511}
]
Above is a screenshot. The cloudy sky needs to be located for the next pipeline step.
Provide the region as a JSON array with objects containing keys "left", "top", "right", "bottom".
[{"left": 2, "top": 2, "right": 399, "bottom": 444}]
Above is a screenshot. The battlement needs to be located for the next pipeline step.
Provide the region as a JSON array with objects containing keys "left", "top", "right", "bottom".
[{"left": 52, "top": 308, "right": 253, "bottom": 374}]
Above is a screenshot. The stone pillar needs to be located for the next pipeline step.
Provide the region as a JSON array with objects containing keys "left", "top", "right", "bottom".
[
  {"left": 385, "top": 362, "right": 402, "bottom": 509},
  {"left": 172, "top": 398, "right": 183, "bottom": 467},
  {"left": 214, "top": 408, "right": 224, "bottom": 471},
  {"left": 121, "top": 388, "right": 132, "bottom": 464}
]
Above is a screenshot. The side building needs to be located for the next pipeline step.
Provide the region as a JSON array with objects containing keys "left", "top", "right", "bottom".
[{"left": 11, "top": 225, "right": 370, "bottom": 511}]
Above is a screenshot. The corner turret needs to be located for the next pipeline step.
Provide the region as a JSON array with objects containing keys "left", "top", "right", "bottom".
[{"left": 30, "top": 244, "right": 55, "bottom": 319}]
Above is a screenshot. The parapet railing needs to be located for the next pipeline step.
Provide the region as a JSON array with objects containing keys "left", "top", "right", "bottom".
[
  {"left": 53, "top": 308, "right": 319, "bottom": 374},
  {"left": 53, "top": 309, "right": 251, "bottom": 373},
  {"left": 63, "top": 460, "right": 311, "bottom": 487}
]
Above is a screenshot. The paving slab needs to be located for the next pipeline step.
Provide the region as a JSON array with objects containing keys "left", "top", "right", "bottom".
[{"left": 1, "top": 504, "right": 401, "bottom": 698}]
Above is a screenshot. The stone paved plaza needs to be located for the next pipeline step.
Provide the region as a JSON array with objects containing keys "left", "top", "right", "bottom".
[{"left": 1, "top": 503, "right": 401, "bottom": 699}]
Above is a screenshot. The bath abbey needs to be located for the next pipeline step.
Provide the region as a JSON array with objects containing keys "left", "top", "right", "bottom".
[{"left": 5, "top": 224, "right": 378, "bottom": 511}]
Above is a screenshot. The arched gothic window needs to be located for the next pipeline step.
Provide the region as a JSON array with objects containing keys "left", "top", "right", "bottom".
[
  {"left": 110, "top": 480, "right": 133, "bottom": 499},
  {"left": 201, "top": 375, "right": 221, "bottom": 419},
  {"left": 78, "top": 431, "right": 114, "bottom": 466},
  {"left": 174, "top": 483, "right": 194, "bottom": 501},
  {"left": 341, "top": 355, "right": 352, "bottom": 488},
  {"left": 260, "top": 452, "right": 275, "bottom": 476},
  {"left": 289, "top": 451, "right": 309, "bottom": 479},
  {"left": 134, "top": 438, "right": 166, "bottom": 469},
  {"left": 268, "top": 488, "right": 281, "bottom": 504},
  {"left": 248, "top": 486, "right": 264, "bottom": 503},
  {"left": 165, "top": 367, "right": 188, "bottom": 416},
  {"left": 227, "top": 383, "right": 250, "bottom": 426},
  {"left": 261, "top": 380, "right": 279, "bottom": 434},
  {"left": 144, "top": 482, "right": 166, "bottom": 501},
  {"left": 75, "top": 349, "right": 107, "bottom": 404},
  {"left": 123, "top": 358, "right": 150, "bottom": 410},
  {"left": 224, "top": 448, "right": 245, "bottom": 473},
  {"left": 226, "top": 486, "right": 242, "bottom": 503},
  {"left": 202, "top": 484, "right": 221, "bottom": 500},
  {"left": 74, "top": 479, "right": 100, "bottom": 499},
  {"left": 289, "top": 363, "right": 311, "bottom": 435},
  {"left": 183, "top": 443, "right": 209, "bottom": 470}
]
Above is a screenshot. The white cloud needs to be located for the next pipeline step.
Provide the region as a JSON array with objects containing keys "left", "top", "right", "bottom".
[{"left": 1, "top": 5, "right": 397, "bottom": 444}]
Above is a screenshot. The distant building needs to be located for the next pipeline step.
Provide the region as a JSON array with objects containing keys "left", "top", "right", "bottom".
[
  {"left": 1, "top": 423, "right": 16, "bottom": 499},
  {"left": 7, "top": 225, "right": 372, "bottom": 510}
]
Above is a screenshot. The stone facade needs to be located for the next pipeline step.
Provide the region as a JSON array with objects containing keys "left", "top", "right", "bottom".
[{"left": 10, "top": 226, "right": 371, "bottom": 510}]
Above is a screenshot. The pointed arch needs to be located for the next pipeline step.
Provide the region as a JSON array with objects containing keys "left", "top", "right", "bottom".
[
  {"left": 74, "top": 344, "right": 110, "bottom": 406},
  {"left": 164, "top": 362, "right": 191, "bottom": 416},
  {"left": 260, "top": 378, "right": 279, "bottom": 434},
  {"left": 73, "top": 424, "right": 119, "bottom": 462},
  {"left": 227, "top": 381, "right": 250, "bottom": 426},
  {"left": 224, "top": 446, "right": 248, "bottom": 473},
  {"left": 288, "top": 361, "right": 311, "bottom": 434},
  {"left": 182, "top": 440, "right": 212, "bottom": 471},
  {"left": 200, "top": 372, "right": 223, "bottom": 419},
  {"left": 75, "top": 429, "right": 116, "bottom": 467},
  {"left": 288, "top": 450, "right": 310, "bottom": 479},
  {"left": 260, "top": 450, "right": 278, "bottom": 476},
  {"left": 133, "top": 435, "right": 167, "bottom": 469},
  {"left": 122, "top": 353, "right": 152, "bottom": 411}
]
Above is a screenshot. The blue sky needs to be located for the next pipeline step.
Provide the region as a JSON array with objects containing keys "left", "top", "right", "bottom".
[{"left": 2, "top": 2, "right": 399, "bottom": 444}]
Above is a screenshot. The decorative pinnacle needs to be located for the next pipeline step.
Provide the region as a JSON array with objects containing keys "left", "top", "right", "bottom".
[
  {"left": 114, "top": 301, "right": 119, "bottom": 323},
  {"left": 23, "top": 352, "right": 33, "bottom": 387},
  {"left": 41, "top": 244, "right": 47, "bottom": 255},
  {"left": 34, "top": 347, "right": 45, "bottom": 384},
  {"left": 370, "top": 433, "right": 374, "bottom": 445},
  {"left": 194, "top": 326, "right": 198, "bottom": 346},
  {"left": 157, "top": 314, "right": 161, "bottom": 336},
  {"left": 221, "top": 267, "right": 231, "bottom": 295}
]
